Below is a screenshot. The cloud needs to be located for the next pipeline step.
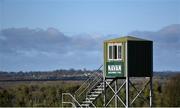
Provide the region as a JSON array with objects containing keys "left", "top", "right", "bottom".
[
  {"left": 0, "top": 27, "right": 70, "bottom": 54},
  {"left": 0, "top": 24, "right": 180, "bottom": 71},
  {"left": 0, "top": 27, "right": 105, "bottom": 71}
]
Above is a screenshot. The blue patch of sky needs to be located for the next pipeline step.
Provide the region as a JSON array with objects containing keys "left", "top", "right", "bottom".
[{"left": 1, "top": 0, "right": 180, "bottom": 35}]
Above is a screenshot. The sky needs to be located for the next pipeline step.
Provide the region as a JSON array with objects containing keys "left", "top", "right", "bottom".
[{"left": 0, "top": 0, "right": 180, "bottom": 71}]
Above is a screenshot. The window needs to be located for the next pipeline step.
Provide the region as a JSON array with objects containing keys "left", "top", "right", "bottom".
[
  {"left": 108, "top": 43, "right": 122, "bottom": 60},
  {"left": 118, "top": 45, "right": 121, "bottom": 59},
  {"left": 114, "top": 45, "right": 117, "bottom": 59},
  {"left": 109, "top": 46, "right": 113, "bottom": 59}
]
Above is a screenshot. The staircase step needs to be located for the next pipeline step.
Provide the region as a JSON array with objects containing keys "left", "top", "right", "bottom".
[
  {"left": 96, "top": 85, "right": 104, "bottom": 88},
  {"left": 88, "top": 94, "right": 99, "bottom": 97},
  {"left": 86, "top": 97, "right": 96, "bottom": 100},
  {"left": 91, "top": 91, "right": 102, "bottom": 94},
  {"left": 93, "top": 88, "right": 103, "bottom": 91},
  {"left": 82, "top": 101, "right": 92, "bottom": 103},
  {"left": 81, "top": 103, "right": 89, "bottom": 107}
]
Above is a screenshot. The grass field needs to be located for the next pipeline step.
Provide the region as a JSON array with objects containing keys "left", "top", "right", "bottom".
[{"left": 0, "top": 74, "right": 179, "bottom": 107}]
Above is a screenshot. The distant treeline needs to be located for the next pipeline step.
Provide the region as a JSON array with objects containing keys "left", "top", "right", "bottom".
[
  {"left": 0, "top": 77, "right": 89, "bottom": 82},
  {"left": 0, "top": 68, "right": 96, "bottom": 73},
  {"left": 0, "top": 69, "right": 101, "bottom": 81},
  {"left": 0, "top": 68, "right": 179, "bottom": 81}
]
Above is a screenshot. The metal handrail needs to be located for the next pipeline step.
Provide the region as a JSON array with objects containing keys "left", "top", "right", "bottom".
[
  {"left": 74, "top": 65, "right": 103, "bottom": 97},
  {"left": 73, "top": 65, "right": 103, "bottom": 107},
  {"left": 62, "top": 93, "right": 82, "bottom": 107},
  {"left": 77, "top": 77, "right": 98, "bottom": 97},
  {"left": 86, "top": 77, "right": 102, "bottom": 95},
  {"left": 62, "top": 65, "right": 103, "bottom": 107},
  {"left": 74, "top": 65, "right": 103, "bottom": 95}
]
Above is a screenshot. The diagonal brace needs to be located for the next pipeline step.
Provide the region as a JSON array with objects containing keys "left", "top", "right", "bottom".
[
  {"left": 130, "top": 80, "right": 150, "bottom": 105},
  {"left": 105, "top": 80, "right": 126, "bottom": 107}
]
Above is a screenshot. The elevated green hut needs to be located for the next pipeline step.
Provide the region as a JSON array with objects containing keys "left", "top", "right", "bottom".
[{"left": 104, "top": 36, "right": 153, "bottom": 78}]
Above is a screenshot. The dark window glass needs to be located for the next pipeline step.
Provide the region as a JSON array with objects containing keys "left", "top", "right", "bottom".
[
  {"left": 113, "top": 45, "right": 117, "bottom": 59},
  {"left": 118, "top": 45, "right": 121, "bottom": 59},
  {"left": 109, "top": 46, "right": 112, "bottom": 59}
]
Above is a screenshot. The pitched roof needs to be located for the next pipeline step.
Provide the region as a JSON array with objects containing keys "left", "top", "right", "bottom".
[{"left": 105, "top": 36, "right": 151, "bottom": 42}]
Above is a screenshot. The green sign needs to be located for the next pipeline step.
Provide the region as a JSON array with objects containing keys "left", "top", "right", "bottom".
[{"left": 106, "top": 61, "right": 124, "bottom": 77}]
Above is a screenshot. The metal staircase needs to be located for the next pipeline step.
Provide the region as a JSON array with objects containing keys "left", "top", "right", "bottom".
[
  {"left": 80, "top": 79, "right": 114, "bottom": 107},
  {"left": 62, "top": 65, "right": 114, "bottom": 108}
]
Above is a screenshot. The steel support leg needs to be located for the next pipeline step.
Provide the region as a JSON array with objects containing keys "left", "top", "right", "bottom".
[
  {"left": 115, "top": 79, "right": 118, "bottom": 107},
  {"left": 150, "top": 77, "right": 152, "bottom": 107},
  {"left": 126, "top": 77, "right": 129, "bottom": 108},
  {"left": 104, "top": 79, "right": 106, "bottom": 107}
]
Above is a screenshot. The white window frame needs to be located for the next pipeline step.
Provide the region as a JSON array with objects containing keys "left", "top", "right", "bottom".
[{"left": 108, "top": 43, "right": 122, "bottom": 61}]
